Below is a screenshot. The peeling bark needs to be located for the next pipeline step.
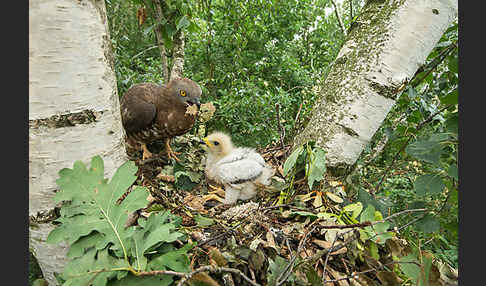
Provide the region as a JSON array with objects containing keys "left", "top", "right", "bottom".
[
  {"left": 293, "top": 0, "right": 458, "bottom": 174},
  {"left": 29, "top": 0, "right": 127, "bottom": 284}
]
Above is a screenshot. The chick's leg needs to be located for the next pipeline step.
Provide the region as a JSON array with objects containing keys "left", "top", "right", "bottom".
[
  {"left": 202, "top": 185, "right": 225, "bottom": 203},
  {"left": 165, "top": 138, "right": 181, "bottom": 161},
  {"left": 141, "top": 143, "right": 153, "bottom": 160}
]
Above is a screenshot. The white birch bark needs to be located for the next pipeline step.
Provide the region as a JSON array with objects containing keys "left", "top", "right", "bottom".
[
  {"left": 29, "top": 0, "right": 127, "bottom": 284},
  {"left": 293, "top": 0, "right": 458, "bottom": 172}
]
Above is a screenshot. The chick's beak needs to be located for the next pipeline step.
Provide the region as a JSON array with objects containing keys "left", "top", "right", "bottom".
[{"left": 203, "top": 138, "right": 212, "bottom": 147}]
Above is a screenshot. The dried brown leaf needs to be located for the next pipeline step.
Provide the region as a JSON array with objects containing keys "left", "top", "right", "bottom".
[{"left": 312, "top": 239, "right": 347, "bottom": 255}]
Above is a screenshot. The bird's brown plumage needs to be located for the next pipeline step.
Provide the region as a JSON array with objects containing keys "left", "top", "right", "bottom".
[{"left": 120, "top": 78, "right": 202, "bottom": 160}]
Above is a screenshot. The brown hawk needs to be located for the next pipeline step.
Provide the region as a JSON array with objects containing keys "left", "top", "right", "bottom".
[{"left": 120, "top": 78, "right": 202, "bottom": 161}]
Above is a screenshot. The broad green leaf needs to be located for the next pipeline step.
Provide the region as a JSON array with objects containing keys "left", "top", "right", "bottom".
[
  {"left": 305, "top": 267, "right": 322, "bottom": 286},
  {"left": 267, "top": 256, "right": 294, "bottom": 286},
  {"left": 414, "top": 174, "right": 445, "bottom": 196},
  {"left": 194, "top": 214, "right": 215, "bottom": 226},
  {"left": 416, "top": 214, "right": 440, "bottom": 233},
  {"left": 61, "top": 248, "right": 129, "bottom": 286},
  {"left": 399, "top": 253, "right": 421, "bottom": 285},
  {"left": 176, "top": 15, "right": 190, "bottom": 30},
  {"left": 440, "top": 88, "right": 458, "bottom": 105},
  {"left": 406, "top": 139, "right": 444, "bottom": 166},
  {"left": 107, "top": 274, "right": 173, "bottom": 286},
  {"left": 48, "top": 157, "right": 149, "bottom": 260},
  {"left": 369, "top": 241, "right": 379, "bottom": 260},
  {"left": 283, "top": 145, "right": 304, "bottom": 176},
  {"left": 307, "top": 147, "right": 326, "bottom": 190},
  {"left": 343, "top": 202, "right": 363, "bottom": 219},
  {"left": 447, "top": 164, "right": 458, "bottom": 180},
  {"left": 445, "top": 112, "right": 458, "bottom": 135},
  {"left": 148, "top": 243, "right": 194, "bottom": 273},
  {"left": 67, "top": 232, "right": 105, "bottom": 259}
]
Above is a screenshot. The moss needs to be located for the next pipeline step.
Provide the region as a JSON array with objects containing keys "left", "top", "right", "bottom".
[{"left": 293, "top": 0, "right": 407, "bottom": 171}]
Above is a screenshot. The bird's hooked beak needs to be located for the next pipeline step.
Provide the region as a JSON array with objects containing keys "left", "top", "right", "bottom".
[{"left": 185, "top": 97, "right": 201, "bottom": 108}]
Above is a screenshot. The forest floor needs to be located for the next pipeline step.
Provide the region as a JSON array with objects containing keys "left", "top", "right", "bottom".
[{"left": 123, "top": 134, "right": 455, "bottom": 286}]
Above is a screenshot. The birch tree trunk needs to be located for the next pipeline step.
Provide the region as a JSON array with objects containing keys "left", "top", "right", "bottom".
[
  {"left": 29, "top": 0, "right": 127, "bottom": 284},
  {"left": 293, "top": 0, "right": 458, "bottom": 174}
]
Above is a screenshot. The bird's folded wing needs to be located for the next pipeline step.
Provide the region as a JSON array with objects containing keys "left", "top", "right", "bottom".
[
  {"left": 215, "top": 158, "right": 264, "bottom": 185},
  {"left": 121, "top": 95, "right": 157, "bottom": 132}
]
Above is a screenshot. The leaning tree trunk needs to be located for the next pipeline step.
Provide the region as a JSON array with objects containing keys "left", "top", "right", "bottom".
[
  {"left": 293, "top": 0, "right": 458, "bottom": 174},
  {"left": 29, "top": 0, "right": 127, "bottom": 284}
]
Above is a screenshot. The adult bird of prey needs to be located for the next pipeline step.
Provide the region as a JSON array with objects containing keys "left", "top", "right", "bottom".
[
  {"left": 120, "top": 77, "right": 202, "bottom": 161},
  {"left": 202, "top": 132, "right": 275, "bottom": 204}
]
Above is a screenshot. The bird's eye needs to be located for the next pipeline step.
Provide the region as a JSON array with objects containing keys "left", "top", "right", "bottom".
[
  {"left": 213, "top": 141, "right": 220, "bottom": 146},
  {"left": 180, "top": 90, "right": 187, "bottom": 97}
]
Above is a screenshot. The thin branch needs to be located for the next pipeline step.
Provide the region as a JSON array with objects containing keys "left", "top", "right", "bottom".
[
  {"left": 330, "top": 0, "right": 347, "bottom": 36},
  {"left": 373, "top": 103, "right": 454, "bottom": 194},
  {"left": 349, "top": 0, "right": 353, "bottom": 20},
  {"left": 323, "top": 261, "right": 421, "bottom": 284},
  {"left": 275, "top": 103, "right": 286, "bottom": 150},
  {"left": 276, "top": 225, "right": 318, "bottom": 286},
  {"left": 322, "top": 229, "right": 340, "bottom": 282},
  {"left": 175, "top": 265, "right": 260, "bottom": 286}
]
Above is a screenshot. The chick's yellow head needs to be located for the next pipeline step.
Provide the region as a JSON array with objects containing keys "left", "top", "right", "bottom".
[{"left": 203, "top": 132, "right": 233, "bottom": 156}]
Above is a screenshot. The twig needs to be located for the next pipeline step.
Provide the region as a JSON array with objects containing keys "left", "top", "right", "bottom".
[
  {"left": 275, "top": 103, "right": 286, "bottom": 150},
  {"left": 330, "top": 0, "right": 347, "bottom": 36},
  {"left": 323, "top": 261, "right": 421, "bottom": 284},
  {"left": 349, "top": 0, "right": 353, "bottom": 20},
  {"left": 373, "top": 104, "right": 454, "bottom": 194},
  {"left": 130, "top": 45, "right": 159, "bottom": 60},
  {"left": 276, "top": 225, "right": 318, "bottom": 286},
  {"left": 293, "top": 102, "right": 303, "bottom": 127},
  {"left": 322, "top": 229, "right": 340, "bottom": 283},
  {"left": 175, "top": 265, "right": 260, "bottom": 286},
  {"left": 411, "top": 42, "right": 457, "bottom": 88}
]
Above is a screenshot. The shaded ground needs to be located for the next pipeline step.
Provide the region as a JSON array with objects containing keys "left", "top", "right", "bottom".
[{"left": 120, "top": 134, "right": 457, "bottom": 286}]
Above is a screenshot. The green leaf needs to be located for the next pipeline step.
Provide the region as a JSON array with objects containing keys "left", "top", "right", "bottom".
[
  {"left": 283, "top": 145, "right": 304, "bottom": 176},
  {"left": 267, "top": 256, "right": 294, "bottom": 286},
  {"left": 107, "top": 274, "right": 173, "bottom": 286},
  {"left": 48, "top": 157, "right": 149, "bottom": 261},
  {"left": 148, "top": 243, "right": 194, "bottom": 273},
  {"left": 447, "top": 164, "right": 458, "bottom": 180},
  {"left": 399, "top": 254, "right": 421, "bottom": 285},
  {"left": 307, "top": 147, "right": 326, "bottom": 190},
  {"left": 445, "top": 112, "right": 458, "bottom": 135},
  {"left": 343, "top": 202, "right": 363, "bottom": 219},
  {"left": 194, "top": 214, "right": 215, "bottom": 226},
  {"left": 440, "top": 88, "right": 458, "bottom": 105},
  {"left": 305, "top": 267, "right": 322, "bottom": 286},
  {"left": 448, "top": 54, "right": 458, "bottom": 73},
  {"left": 416, "top": 214, "right": 440, "bottom": 233},
  {"left": 414, "top": 174, "right": 445, "bottom": 196},
  {"left": 176, "top": 15, "right": 190, "bottom": 30},
  {"left": 61, "top": 248, "right": 130, "bottom": 286},
  {"left": 406, "top": 139, "right": 444, "bottom": 166}
]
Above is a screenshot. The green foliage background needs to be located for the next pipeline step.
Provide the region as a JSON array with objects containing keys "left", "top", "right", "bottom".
[{"left": 105, "top": 0, "right": 458, "bottom": 274}]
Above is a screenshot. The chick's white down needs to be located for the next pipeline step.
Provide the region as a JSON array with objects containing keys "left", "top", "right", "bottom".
[{"left": 203, "top": 132, "right": 275, "bottom": 204}]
